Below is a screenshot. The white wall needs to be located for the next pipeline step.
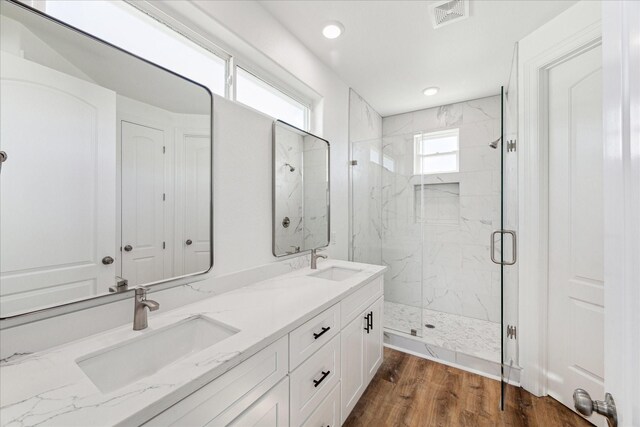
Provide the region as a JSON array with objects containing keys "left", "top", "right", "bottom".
[{"left": 148, "top": 0, "right": 349, "bottom": 259}]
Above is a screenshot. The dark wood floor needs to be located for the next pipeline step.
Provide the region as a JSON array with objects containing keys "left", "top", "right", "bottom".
[{"left": 344, "top": 348, "right": 592, "bottom": 427}]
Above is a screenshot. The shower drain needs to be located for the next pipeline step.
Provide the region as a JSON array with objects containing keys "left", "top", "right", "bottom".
[{"left": 425, "top": 323, "right": 436, "bottom": 329}]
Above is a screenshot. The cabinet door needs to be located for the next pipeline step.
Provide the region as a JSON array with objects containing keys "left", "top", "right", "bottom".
[
  {"left": 225, "top": 378, "right": 289, "bottom": 427},
  {"left": 364, "top": 297, "right": 384, "bottom": 384},
  {"left": 301, "top": 382, "right": 341, "bottom": 427},
  {"left": 340, "top": 311, "right": 367, "bottom": 424}
]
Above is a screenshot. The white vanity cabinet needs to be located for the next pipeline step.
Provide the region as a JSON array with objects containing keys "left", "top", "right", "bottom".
[
  {"left": 144, "top": 274, "right": 384, "bottom": 427},
  {"left": 227, "top": 378, "right": 290, "bottom": 427},
  {"left": 144, "top": 336, "right": 289, "bottom": 426},
  {"left": 340, "top": 296, "right": 383, "bottom": 424}
]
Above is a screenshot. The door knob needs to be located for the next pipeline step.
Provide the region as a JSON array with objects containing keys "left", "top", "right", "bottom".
[
  {"left": 124, "top": 245, "right": 133, "bottom": 252},
  {"left": 185, "top": 239, "right": 193, "bottom": 246},
  {"left": 102, "top": 256, "right": 114, "bottom": 265},
  {"left": 573, "top": 389, "right": 617, "bottom": 427}
]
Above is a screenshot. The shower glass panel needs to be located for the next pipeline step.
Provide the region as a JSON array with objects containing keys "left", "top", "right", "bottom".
[
  {"left": 381, "top": 131, "right": 425, "bottom": 337},
  {"left": 350, "top": 91, "right": 508, "bottom": 410},
  {"left": 350, "top": 137, "right": 383, "bottom": 266},
  {"left": 350, "top": 135, "right": 425, "bottom": 336}
]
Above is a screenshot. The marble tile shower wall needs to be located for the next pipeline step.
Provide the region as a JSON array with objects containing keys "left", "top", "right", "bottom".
[
  {"left": 381, "top": 96, "right": 502, "bottom": 323},
  {"left": 303, "top": 138, "right": 329, "bottom": 249},
  {"left": 349, "top": 89, "right": 383, "bottom": 265},
  {"left": 274, "top": 131, "right": 303, "bottom": 255}
]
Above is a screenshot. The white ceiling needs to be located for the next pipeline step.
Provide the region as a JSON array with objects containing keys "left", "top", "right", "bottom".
[{"left": 261, "top": 0, "right": 577, "bottom": 116}]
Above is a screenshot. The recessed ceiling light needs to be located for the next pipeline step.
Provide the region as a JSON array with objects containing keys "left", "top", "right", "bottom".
[
  {"left": 322, "top": 22, "right": 344, "bottom": 39},
  {"left": 423, "top": 87, "right": 439, "bottom": 96}
]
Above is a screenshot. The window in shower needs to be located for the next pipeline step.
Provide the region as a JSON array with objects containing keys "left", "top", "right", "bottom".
[{"left": 413, "top": 129, "right": 459, "bottom": 174}]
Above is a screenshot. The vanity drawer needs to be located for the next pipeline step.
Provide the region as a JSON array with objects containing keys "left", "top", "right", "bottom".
[
  {"left": 290, "top": 334, "right": 341, "bottom": 427},
  {"left": 301, "top": 381, "right": 341, "bottom": 427},
  {"left": 289, "top": 303, "right": 340, "bottom": 370},
  {"left": 340, "top": 275, "right": 383, "bottom": 328},
  {"left": 144, "top": 336, "right": 288, "bottom": 426}
]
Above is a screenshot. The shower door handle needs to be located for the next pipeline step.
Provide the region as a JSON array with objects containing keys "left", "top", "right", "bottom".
[{"left": 490, "top": 230, "right": 517, "bottom": 265}]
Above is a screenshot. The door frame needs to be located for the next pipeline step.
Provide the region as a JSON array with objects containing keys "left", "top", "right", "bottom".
[
  {"left": 518, "top": 2, "right": 601, "bottom": 396},
  {"left": 602, "top": 1, "right": 640, "bottom": 424}
]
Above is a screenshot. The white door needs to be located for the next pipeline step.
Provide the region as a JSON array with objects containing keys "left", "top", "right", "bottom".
[
  {"left": 121, "top": 122, "right": 165, "bottom": 286},
  {"left": 0, "top": 53, "right": 116, "bottom": 315},
  {"left": 364, "top": 297, "right": 384, "bottom": 384},
  {"left": 547, "top": 44, "right": 604, "bottom": 421},
  {"left": 183, "top": 133, "right": 211, "bottom": 275}
]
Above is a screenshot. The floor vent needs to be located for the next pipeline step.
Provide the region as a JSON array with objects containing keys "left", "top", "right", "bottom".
[{"left": 429, "top": 0, "right": 469, "bottom": 29}]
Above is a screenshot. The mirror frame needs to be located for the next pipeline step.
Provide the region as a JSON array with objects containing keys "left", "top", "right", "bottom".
[
  {"left": 272, "top": 120, "right": 330, "bottom": 257},
  {"left": 0, "top": 0, "right": 214, "bottom": 325}
]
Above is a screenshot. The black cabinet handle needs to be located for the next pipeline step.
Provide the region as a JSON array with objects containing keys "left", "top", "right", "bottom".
[
  {"left": 313, "top": 326, "right": 331, "bottom": 339},
  {"left": 364, "top": 313, "right": 370, "bottom": 333},
  {"left": 368, "top": 311, "right": 373, "bottom": 330},
  {"left": 313, "top": 370, "right": 330, "bottom": 387}
]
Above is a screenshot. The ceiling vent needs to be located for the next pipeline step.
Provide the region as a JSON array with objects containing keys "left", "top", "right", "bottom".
[{"left": 429, "top": 0, "right": 469, "bottom": 29}]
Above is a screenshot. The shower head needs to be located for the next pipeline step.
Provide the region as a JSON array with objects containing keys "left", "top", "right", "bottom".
[
  {"left": 284, "top": 163, "right": 296, "bottom": 172},
  {"left": 489, "top": 137, "right": 501, "bottom": 149}
]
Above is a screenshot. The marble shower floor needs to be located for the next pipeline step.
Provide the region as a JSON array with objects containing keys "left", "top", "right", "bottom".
[{"left": 384, "top": 301, "right": 501, "bottom": 363}]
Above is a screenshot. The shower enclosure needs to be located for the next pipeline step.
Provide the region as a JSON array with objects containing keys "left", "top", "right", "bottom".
[{"left": 349, "top": 85, "right": 518, "bottom": 406}]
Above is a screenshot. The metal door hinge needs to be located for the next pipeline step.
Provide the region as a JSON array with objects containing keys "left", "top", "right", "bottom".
[
  {"left": 350, "top": 160, "right": 358, "bottom": 166},
  {"left": 507, "top": 140, "right": 516, "bottom": 152},
  {"left": 507, "top": 325, "right": 517, "bottom": 339}
]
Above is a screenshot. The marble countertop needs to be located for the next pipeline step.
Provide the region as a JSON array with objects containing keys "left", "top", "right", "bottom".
[{"left": 0, "top": 260, "right": 385, "bottom": 427}]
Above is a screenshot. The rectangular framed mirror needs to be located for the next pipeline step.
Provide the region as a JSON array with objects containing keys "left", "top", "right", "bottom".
[
  {"left": 0, "top": 1, "right": 213, "bottom": 319},
  {"left": 272, "top": 120, "right": 329, "bottom": 257}
]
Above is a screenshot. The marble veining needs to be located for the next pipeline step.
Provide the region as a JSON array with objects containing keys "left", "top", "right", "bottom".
[
  {"left": 274, "top": 128, "right": 304, "bottom": 255},
  {"left": 349, "top": 89, "right": 383, "bottom": 266},
  {"left": 384, "top": 301, "right": 500, "bottom": 363},
  {"left": 0, "top": 260, "right": 386, "bottom": 426},
  {"left": 374, "top": 95, "right": 502, "bottom": 323}
]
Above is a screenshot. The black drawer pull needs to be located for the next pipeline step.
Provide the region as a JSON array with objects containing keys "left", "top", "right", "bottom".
[
  {"left": 313, "top": 326, "right": 331, "bottom": 339},
  {"left": 364, "top": 312, "right": 373, "bottom": 333},
  {"left": 313, "top": 370, "right": 331, "bottom": 387}
]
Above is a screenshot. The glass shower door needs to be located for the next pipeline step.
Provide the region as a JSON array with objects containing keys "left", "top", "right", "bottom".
[
  {"left": 350, "top": 133, "right": 424, "bottom": 338},
  {"left": 499, "top": 84, "right": 519, "bottom": 408}
]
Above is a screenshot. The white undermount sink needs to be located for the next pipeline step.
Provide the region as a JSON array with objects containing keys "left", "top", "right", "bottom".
[
  {"left": 76, "top": 315, "right": 239, "bottom": 393},
  {"left": 310, "top": 266, "right": 362, "bottom": 281}
]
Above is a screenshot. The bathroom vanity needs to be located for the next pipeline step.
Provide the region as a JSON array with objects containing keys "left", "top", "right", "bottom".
[{"left": 0, "top": 260, "right": 385, "bottom": 426}]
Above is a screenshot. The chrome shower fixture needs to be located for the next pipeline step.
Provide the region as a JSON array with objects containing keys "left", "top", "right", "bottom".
[
  {"left": 284, "top": 163, "right": 296, "bottom": 172},
  {"left": 489, "top": 137, "right": 501, "bottom": 149}
]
